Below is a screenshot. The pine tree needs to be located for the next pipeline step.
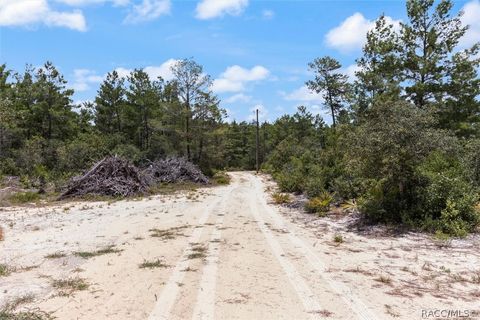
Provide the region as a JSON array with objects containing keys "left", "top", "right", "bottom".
[
  {"left": 94, "top": 71, "right": 126, "bottom": 134},
  {"left": 306, "top": 57, "right": 351, "bottom": 128}
]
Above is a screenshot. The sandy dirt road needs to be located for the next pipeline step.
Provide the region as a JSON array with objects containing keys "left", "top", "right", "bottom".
[{"left": 1, "top": 172, "right": 479, "bottom": 319}]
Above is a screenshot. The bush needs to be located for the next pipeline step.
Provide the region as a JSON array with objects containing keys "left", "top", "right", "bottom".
[
  {"left": 417, "top": 152, "right": 479, "bottom": 236},
  {"left": 305, "top": 192, "right": 333, "bottom": 215},
  {"left": 212, "top": 171, "right": 230, "bottom": 185},
  {"left": 9, "top": 191, "right": 40, "bottom": 204},
  {"left": 272, "top": 192, "right": 291, "bottom": 204},
  {"left": 304, "top": 172, "right": 325, "bottom": 198}
]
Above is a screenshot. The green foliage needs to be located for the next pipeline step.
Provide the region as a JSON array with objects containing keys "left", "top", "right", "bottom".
[
  {"left": 272, "top": 192, "right": 291, "bottom": 204},
  {"left": 305, "top": 192, "right": 334, "bottom": 215},
  {"left": 8, "top": 192, "right": 40, "bottom": 204},
  {"left": 212, "top": 171, "right": 230, "bottom": 185}
]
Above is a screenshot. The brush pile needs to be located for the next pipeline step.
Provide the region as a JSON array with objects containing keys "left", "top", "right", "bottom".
[
  {"left": 59, "top": 156, "right": 148, "bottom": 199},
  {"left": 143, "top": 157, "right": 209, "bottom": 185}
]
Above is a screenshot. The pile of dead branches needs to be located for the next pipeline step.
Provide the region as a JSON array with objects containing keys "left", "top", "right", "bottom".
[
  {"left": 143, "top": 157, "right": 209, "bottom": 185},
  {"left": 59, "top": 156, "right": 148, "bottom": 200}
]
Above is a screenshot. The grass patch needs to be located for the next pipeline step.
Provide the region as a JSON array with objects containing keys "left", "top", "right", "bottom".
[
  {"left": 212, "top": 171, "right": 231, "bottom": 185},
  {"left": 272, "top": 192, "right": 291, "bottom": 204},
  {"left": 375, "top": 275, "right": 392, "bottom": 285},
  {"left": 0, "top": 308, "right": 53, "bottom": 320},
  {"left": 333, "top": 234, "right": 344, "bottom": 244},
  {"left": 139, "top": 259, "right": 168, "bottom": 269},
  {"left": 45, "top": 252, "right": 67, "bottom": 259},
  {"left": 149, "top": 226, "right": 188, "bottom": 240},
  {"left": 305, "top": 192, "right": 333, "bottom": 216},
  {"left": 74, "top": 246, "right": 122, "bottom": 259},
  {"left": 187, "top": 245, "right": 207, "bottom": 260},
  {"left": 0, "top": 264, "right": 12, "bottom": 277},
  {"left": 52, "top": 277, "right": 89, "bottom": 296},
  {"left": 148, "top": 183, "right": 198, "bottom": 195},
  {"left": 7, "top": 192, "right": 40, "bottom": 204}
]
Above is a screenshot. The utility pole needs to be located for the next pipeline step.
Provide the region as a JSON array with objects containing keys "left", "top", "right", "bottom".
[{"left": 255, "top": 109, "right": 259, "bottom": 174}]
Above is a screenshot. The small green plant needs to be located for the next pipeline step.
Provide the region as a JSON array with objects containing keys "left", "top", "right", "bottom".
[
  {"left": 305, "top": 192, "right": 333, "bottom": 215},
  {"left": 375, "top": 275, "right": 392, "bottom": 285},
  {"left": 52, "top": 277, "right": 89, "bottom": 296},
  {"left": 8, "top": 192, "right": 40, "bottom": 204},
  {"left": 187, "top": 245, "right": 207, "bottom": 260},
  {"left": 45, "top": 252, "right": 67, "bottom": 259},
  {"left": 272, "top": 192, "right": 291, "bottom": 204},
  {"left": 150, "top": 226, "right": 188, "bottom": 240},
  {"left": 139, "top": 259, "right": 168, "bottom": 269},
  {"left": 74, "top": 246, "right": 122, "bottom": 258},
  {"left": 0, "top": 264, "right": 13, "bottom": 277},
  {"left": 0, "top": 308, "right": 53, "bottom": 320},
  {"left": 212, "top": 171, "right": 230, "bottom": 185},
  {"left": 333, "top": 234, "right": 344, "bottom": 243}
]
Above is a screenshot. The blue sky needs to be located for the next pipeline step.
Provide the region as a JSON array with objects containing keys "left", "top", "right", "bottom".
[{"left": 1, "top": 0, "right": 479, "bottom": 122}]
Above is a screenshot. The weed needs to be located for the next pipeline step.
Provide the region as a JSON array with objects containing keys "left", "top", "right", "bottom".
[
  {"left": 3, "top": 294, "right": 35, "bottom": 310},
  {"left": 150, "top": 226, "right": 188, "bottom": 240},
  {"left": 212, "top": 171, "right": 230, "bottom": 185},
  {"left": 0, "top": 308, "right": 53, "bottom": 320},
  {"left": 305, "top": 192, "right": 333, "bottom": 215},
  {"left": 333, "top": 234, "right": 344, "bottom": 244},
  {"left": 52, "top": 277, "right": 89, "bottom": 296},
  {"left": 385, "top": 304, "right": 400, "bottom": 317},
  {"left": 187, "top": 245, "right": 207, "bottom": 260},
  {"left": 375, "top": 275, "right": 392, "bottom": 285},
  {"left": 272, "top": 192, "right": 291, "bottom": 204},
  {"left": 8, "top": 192, "right": 40, "bottom": 204},
  {"left": 0, "top": 264, "right": 12, "bottom": 277},
  {"left": 74, "top": 246, "right": 122, "bottom": 259},
  {"left": 45, "top": 252, "right": 67, "bottom": 259},
  {"left": 139, "top": 259, "right": 168, "bottom": 269}
]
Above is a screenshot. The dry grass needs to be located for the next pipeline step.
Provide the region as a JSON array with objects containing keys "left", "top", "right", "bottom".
[
  {"left": 272, "top": 192, "right": 291, "bottom": 204},
  {"left": 0, "top": 263, "right": 13, "bottom": 277},
  {"left": 139, "top": 259, "right": 168, "bottom": 269},
  {"left": 187, "top": 244, "right": 207, "bottom": 260},
  {"left": 150, "top": 225, "right": 188, "bottom": 240},
  {"left": 45, "top": 252, "right": 67, "bottom": 259},
  {"left": 0, "top": 226, "right": 4, "bottom": 241},
  {"left": 52, "top": 277, "right": 89, "bottom": 296},
  {"left": 74, "top": 246, "right": 122, "bottom": 259},
  {"left": 375, "top": 275, "right": 393, "bottom": 285}
]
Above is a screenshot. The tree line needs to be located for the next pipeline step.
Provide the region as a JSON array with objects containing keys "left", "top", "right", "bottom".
[{"left": 0, "top": 0, "right": 479, "bottom": 236}]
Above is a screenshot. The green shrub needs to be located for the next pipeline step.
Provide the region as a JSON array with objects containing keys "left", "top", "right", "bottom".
[
  {"left": 305, "top": 175, "right": 325, "bottom": 198},
  {"left": 9, "top": 192, "right": 40, "bottom": 204},
  {"left": 305, "top": 192, "right": 333, "bottom": 215},
  {"left": 212, "top": 171, "right": 230, "bottom": 185},
  {"left": 272, "top": 192, "right": 291, "bottom": 204},
  {"left": 333, "top": 234, "right": 344, "bottom": 243}
]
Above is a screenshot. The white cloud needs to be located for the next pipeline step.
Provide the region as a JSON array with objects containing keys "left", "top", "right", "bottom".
[
  {"left": 72, "top": 69, "right": 104, "bottom": 91},
  {"left": 248, "top": 104, "right": 268, "bottom": 121},
  {"left": 460, "top": 0, "right": 480, "bottom": 48},
  {"left": 224, "top": 93, "right": 252, "bottom": 103},
  {"left": 195, "top": 0, "right": 248, "bottom": 20},
  {"left": 343, "top": 64, "right": 361, "bottom": 82},
  {"left": 325, "top": 12, "right": 400, "bottom": 53},
  {"left": 143, "top": 59, "right": 179, "bottom": 80},
  {"left": 112, "top": 59, "right": 179, "bottom": 81},
  {"left": 114, "top": 67, "right": 132, "bottom": 78},
  {"left": 211, "top": 65, "right": 270, "bottom": 93},
  {"left": 262, "top": 9, "right": 274, "bottom": 19},
  {"left": 56, "top": 0, "right": 129, "bottom": 6},
  {"left": 124, "top": 0, "right": 170, "bottom": 23},
  {"left": 0, "top": 0, "right": 86, "bottom": 31},
  {"left": 281, "top": 85, "right": 323, "bottom": 104}
]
